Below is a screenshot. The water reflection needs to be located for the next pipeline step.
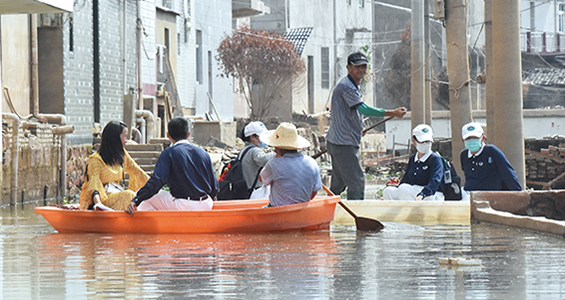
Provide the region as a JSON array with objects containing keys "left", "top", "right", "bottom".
[
  {"left": 1, "top": 204, "right": 565, "bottom": 299},
  {"left": 36, "top": 231, "right": 339, "bottom": 299}
]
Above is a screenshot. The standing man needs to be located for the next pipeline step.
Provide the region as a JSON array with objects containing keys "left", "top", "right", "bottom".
[
  {"left": 459, "top": 122, "right": 521, "bottom": 200},
  {"left": 327, "top": 52, "right": 407, "bottom": 200},
  {"left": 125, "top": 117, "right": 218, "bottom": 215}
]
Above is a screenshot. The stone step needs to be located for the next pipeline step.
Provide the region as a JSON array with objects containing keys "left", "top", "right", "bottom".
[
  {"left": 126, "top": 144, "right": 163, "bottom": 152},
  {"left": 127, "top": 151, "right": 161, "bottom": 158},
  {"left": 140, "top": 165, "right": 156, "bottom": 172},
  {"left": 134, "top": 157, "right": 158, "bottom": 165}
]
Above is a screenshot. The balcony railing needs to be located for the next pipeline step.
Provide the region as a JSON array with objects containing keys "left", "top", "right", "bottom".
[{"left": 521, "top": 31, "right": 565, "bottom": 53}]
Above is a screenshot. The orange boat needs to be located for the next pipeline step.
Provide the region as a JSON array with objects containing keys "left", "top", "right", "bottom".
[{"left": 35, "top": 196, "right": 340, "bottom": 234}]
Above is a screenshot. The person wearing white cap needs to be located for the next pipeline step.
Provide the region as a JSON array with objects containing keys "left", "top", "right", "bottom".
[
  {"left": 240, "top": 121, "right": 276, "bottom": 198},
  {"left": 459, "top": 122, "right": 521, "bottom": 198},
  {"left": 259, "top": 123, "right": 322, "bottom": 207},
  {"left": 326, "top": 51, "right": 407, "bottom": 200},
  {"left": 383, "top": 124, "right": 445, "bottom": 201}
]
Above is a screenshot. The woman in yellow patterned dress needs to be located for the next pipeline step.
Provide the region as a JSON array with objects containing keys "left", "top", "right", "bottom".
[{"left": 79, "top": 121, "right": 150, "bottom": 210}]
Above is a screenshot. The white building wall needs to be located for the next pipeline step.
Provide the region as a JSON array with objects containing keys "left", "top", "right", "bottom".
[
  {"left": 173, "top": 0, "right": 196, "bottom": 112},
  {"left": 386, "top": 110, "right": 565, "bottom": 151},
  {"left": 141, "top": 0, "right": 157, "bottom": 96},
  {"left": 193, "top": 0, "right": 234, "bottom": 121}
]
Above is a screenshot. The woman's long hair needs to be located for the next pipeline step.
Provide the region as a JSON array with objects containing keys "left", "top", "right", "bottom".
[{"left": 98, "top": 121, "right": 127, "bottom": 166}]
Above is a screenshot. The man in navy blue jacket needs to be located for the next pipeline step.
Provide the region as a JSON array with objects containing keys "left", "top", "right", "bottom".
[
  {"left": 459, "top": 122, "right": 521, "bottom": 200},
  {"left": 126, "top": 117, "right": 218, "bottom": 215}
]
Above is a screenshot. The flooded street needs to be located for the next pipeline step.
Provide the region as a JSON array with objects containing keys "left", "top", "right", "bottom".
[{"left": 2, "top": 202, "right": 565, "bottom": 299}]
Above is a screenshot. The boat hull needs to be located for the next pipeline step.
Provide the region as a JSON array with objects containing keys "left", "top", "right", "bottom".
[{"left": 35, "top": 196, "right": 340, "bottom": 234}]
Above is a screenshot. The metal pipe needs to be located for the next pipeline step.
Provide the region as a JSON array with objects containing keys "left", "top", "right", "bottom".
[
  {"left": 135, "top": 109, "right": 155, "bottom": 143},
  {"left": 136, "top": 0, "right": 143, "bottom": 110},
  {"left": 2, "top": 113, "right": 20, "bottom": 205},
  {"left": 31, "top": 14, "right": 40, "bottom": 118},
  {"left": 123, "top": 0, "right": 127, "bottom": 95}
]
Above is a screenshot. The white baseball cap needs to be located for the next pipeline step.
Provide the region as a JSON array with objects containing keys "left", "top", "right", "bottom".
[
  {"left": 244, "top": 121, "right": 268, "bottom": 137},
  {"left": 412, "top": 124, "right": 434, "bottom": 142},
  {"left": 462, "top": 122, "right": 484, "bottom": 139}
]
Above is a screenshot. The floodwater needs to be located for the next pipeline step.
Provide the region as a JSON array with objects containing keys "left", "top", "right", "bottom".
[{"left": 2, "top": 202, "right": 565, "bottom": 299}]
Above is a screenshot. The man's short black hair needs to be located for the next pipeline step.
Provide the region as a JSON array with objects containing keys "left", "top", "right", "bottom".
[{"left": 168, "top": 117, "right": 189, "bottom": 141}]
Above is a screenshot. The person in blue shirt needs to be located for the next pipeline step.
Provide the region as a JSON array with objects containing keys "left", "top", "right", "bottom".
[
  {"left": 259, "top": 123, "right": 322, "bottom": 207},
  {"left": 383, "top": 124, "right": 445, "bottom": 201},
  {"left": 459, "top": 122, "right": 522, "bottom": 200},
  {"left": 125, "top": 117, "right": 218, "bottom": 215},
  {"left": 326, "top": 51, "right": 406, "bottom": 200}
]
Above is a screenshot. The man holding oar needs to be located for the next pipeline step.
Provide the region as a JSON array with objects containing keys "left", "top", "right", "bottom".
[{"left": 327, "top": 52, "right": 407, "bottom": 200}]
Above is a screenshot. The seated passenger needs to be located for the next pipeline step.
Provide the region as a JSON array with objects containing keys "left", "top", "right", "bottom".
[
  {"left": 125, "top": 117, "right": 218, "bottom": 215},
  {"left": 240, "top": 121, "right": 275, "bottom": 199},
  {"left": 80, "top": 120, "right": 150, "bottom": 211},
  {"left": 259, "top": 123, "right": 322, "bottom": 207},
  {"left": 460, "top": 122, "right": 521, "bottom": 200},
  {"left": 383, "top": 124, "right": 444, "bottom": 201}
]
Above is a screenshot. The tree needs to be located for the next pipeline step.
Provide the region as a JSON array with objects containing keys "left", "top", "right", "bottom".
[{"left": 217, "top": 25, "right": 305, "bottom": 120}]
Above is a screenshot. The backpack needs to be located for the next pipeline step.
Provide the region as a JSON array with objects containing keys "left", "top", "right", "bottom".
[
  {"left": 439, "top": 155, "right": 462, "bottom": 201},
  {"left": 217, "top": 147, "right": 259, "bottom": 200}
]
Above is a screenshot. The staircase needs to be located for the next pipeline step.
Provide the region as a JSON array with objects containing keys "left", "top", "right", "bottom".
[{"left": 125, "top": 143, "right": 165, "bottom": 175}]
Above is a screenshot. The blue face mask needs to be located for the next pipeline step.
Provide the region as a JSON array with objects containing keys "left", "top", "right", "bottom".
[
  {"left": 258, "top": 141, "right": 267, "bottom": 148},
  {"left": 464, "top": 139, "right": 482, "bottom": 152}
]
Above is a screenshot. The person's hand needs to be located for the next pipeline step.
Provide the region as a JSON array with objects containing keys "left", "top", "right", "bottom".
[
  {"left": 393, "top": 107, "right": 407, "bottom": 118},
  {"left": 415, "top": 194, "right": 424, "bottom": 201},
  {"left": 125, "top": 202, "right": 137, "bottom": 215}
]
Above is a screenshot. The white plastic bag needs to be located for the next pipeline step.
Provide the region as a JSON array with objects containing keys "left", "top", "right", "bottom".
[
  {"left": 249, "top": 185, "right": 270, "bottom": 200},
  {"left": 104, "top": 182, "right": 125, "bottom": 194}
]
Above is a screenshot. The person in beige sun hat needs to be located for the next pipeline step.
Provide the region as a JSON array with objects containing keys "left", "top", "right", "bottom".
[{"left": 259, "top": 123, "right": 322, "bottom": 207}]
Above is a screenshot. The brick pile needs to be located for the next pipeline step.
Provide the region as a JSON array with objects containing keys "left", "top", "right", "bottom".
[{"left": 526, "top": 142, "right": 565, "bottom": 182}]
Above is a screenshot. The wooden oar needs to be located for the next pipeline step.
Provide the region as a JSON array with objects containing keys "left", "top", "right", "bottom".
[
  {"left": 322, "top": 184, "right": 384, "bottom": 231},
  {"left": 362, "top": 116, "right": 394, "bottom": 136}
]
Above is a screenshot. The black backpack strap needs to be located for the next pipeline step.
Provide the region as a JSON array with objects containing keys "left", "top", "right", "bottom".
[
  {"left": 238, "top": 146, "right": 254, "bottom": 162},
  {"left": 250, "top": 167, "right": 263, "bottom": 191}
]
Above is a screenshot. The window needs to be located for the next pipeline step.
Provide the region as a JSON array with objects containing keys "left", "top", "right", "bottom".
[
  {"left": 359, "top": 0, "right": 364, "bottom": 8},
  {"left": 196, "top": 30, "right": 203, "bottom": 84},
  {"left": 321, "top": 47, "right": 330, "bottom": 89},
  {"left": 346, "top": 0, "right": 350, "bottom": 4},
  {"left": 559, "top": 4, "right": 565, "bottom": 33},
  {"left": 178, "top": 33, "right": 181, "bottom": 55},
  {"left": 162, "top": 0, "right": 173, "bottom": 9}
]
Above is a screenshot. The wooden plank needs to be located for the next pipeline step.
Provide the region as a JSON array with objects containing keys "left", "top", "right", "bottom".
[{"left": 331, "top": 200, "right": 470, "bottom": 226}]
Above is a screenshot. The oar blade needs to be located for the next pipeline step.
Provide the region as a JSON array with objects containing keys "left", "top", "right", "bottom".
[{"left": 355, "top": 217, "right": 384, "bottom": 231}]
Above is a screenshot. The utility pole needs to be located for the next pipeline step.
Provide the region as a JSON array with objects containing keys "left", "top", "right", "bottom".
[
  {"left": 411, "top": 0, "right": 425, "bottom": 130},
  {"left": 424, "top": 0, "right": 432, "bottom": 125},
  {"left": 444, "top": 0, "right": 472, "bottom": 179},
  {"left": 492, "top": 0, "right": 526, "bottom": 188},
  {"left": 485, "top": 0, "right": 495, "bottom": 144}
]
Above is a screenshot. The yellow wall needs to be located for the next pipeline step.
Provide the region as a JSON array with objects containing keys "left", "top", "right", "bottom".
[{"left": 156, "top": 18, "right": 178, "bottom": 77}]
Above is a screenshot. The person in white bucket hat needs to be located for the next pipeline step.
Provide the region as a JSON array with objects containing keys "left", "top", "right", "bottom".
[
  {"left": 382, "top": 124, "right": 445, "bottom": 201},
  {"left": 259, "top": 123, "right": 322, "bottom": 207},
  {"left": 459, "top": 122, "right": 521, "bottom": 200}
]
